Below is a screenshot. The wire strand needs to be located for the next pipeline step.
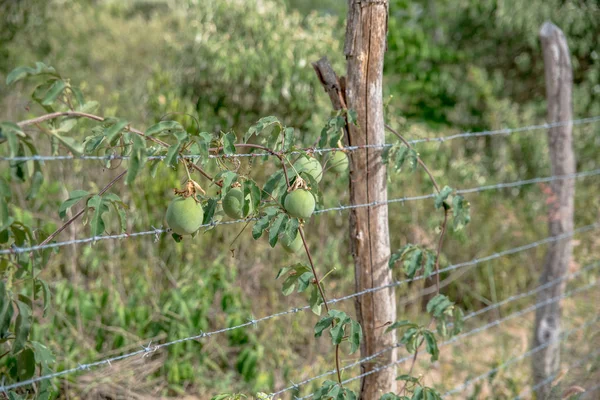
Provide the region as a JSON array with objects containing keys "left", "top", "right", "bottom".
[
  {"left": 270, "top": 260, "right": 600, "bottom": 398},
  {"left": 2, "top": 116, "right": 599, "bottom": 162},
  {"left": 293, "top": 280, "right": 598, "bottom": 400},
  {"left": 515, "top": 348, "right": 600, "bottom": 399},
  {"left": 443, "top": 317, "right": 600, "bottom": 396},
  {"left": 3, "top": 240, "right": 597, "bottom": 392},
  {"left": 2, "top": 168, "right": 599, "bottom": 256}
]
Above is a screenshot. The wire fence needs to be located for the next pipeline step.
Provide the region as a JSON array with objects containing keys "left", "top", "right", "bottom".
[
  {"left": 2, "top": 116, "right": 599, "bottom": 397},
  {"left": 1, "top": 116, "right": 599, "bottom": 163},
  {"left": 515, "top": 348, "right": 600, "bottom": 399},
  {"left": 270, "top": 260, "right": 600, "bottom": 398},
  {"left": 2, "top": 168, "right": 599, "bottom": 256},
  {"left": 292, "top": 280, "right": 599, "bottom": 400}
]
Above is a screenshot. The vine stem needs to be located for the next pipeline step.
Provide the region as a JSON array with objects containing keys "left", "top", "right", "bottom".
[
  {"left": 39, "top": 169, "right": 128, "bottom": 247},
  {"left": 299, "top": 227, "right": 343, "bottom": 385},
  {"left": 385, "top": 123, "right": 450, "bottom": 395}
]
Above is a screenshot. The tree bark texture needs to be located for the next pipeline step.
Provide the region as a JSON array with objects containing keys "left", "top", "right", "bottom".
[
  {"left": 345, "top": 1, "right": 397, "bottom": 398},
  {"left": 532, "top": 22, "right": 575, "bottom": 399}
]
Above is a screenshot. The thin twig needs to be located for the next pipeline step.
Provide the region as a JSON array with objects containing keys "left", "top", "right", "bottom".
[
  {"left": 299, "top": 226, "right": 343, "bottom": 385},
  {"left": 385, "top": 123, "right": 440, "bottom": 193},
  {"left": 39, "top": 169, "right": 128, "bottom": 247}
]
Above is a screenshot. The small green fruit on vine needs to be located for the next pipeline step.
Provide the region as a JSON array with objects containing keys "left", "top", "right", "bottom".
[
  {"left": 280, "top": 232, "right": 303, "bottom": 253},
  {"left": 284, "top": 189, "right": 315, "bottom": 219},
  {"left": 223, "top": 187, "right": 244, "bottom": 219},
  {"left": 294, "top": 156, "right": 323, "bottom": 183},
  {"left": 166, "top": 196, "right": 204, "bottom": 235},
  {"left": 329, "top": 151, "right": 348, "bottom": 174}
]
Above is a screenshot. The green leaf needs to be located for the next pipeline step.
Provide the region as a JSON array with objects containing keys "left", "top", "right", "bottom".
[
  {"left": 423, "top": 250, "right": 436, "bottom": 278},
  {"left": 216, "top": 171, "right": 238, "bottom": 196},
  {"left": 243, "top": 180, "right": 261, "bottom": 216},
  {"left": 434, "top": 186, "right": 453, "bottom": 209},
  {"left": 222, "top": 132, "right": 237, "bottom": 155},
  {"left": 386, "top": 320, "right": 418, "bottom": 333},
  {"left": 0, "top": 282, "right": 14, "bottom": 338},
  {"left": 35, "top": 279, "right": 51, "bottom": 317},
  {"left": 145, "top": 121, "right": 184, "bottom": 137},
  {"left": 422, "top": 330, "right": 439, "bottom": 361},
  {"left": 6, "top": 62, "right": 57, "bottom": 85},
  {"left": 16, "top": 347, "right": 36, "bottom": 380},
  {"left": 296, "top": 271, "right": 314, "bottom": 293},
  {"left": 309, "top": 285, "right": 323, "bottom": 315},
  {"left": 52, "top": 132, "right": 84, "bottom": 156},
  {"left": 126, "top": 134, "right": 147, "bottom": 185},
  {"left": 349, "top": 319, "right": 362, "bottom": 354},
  {"left": 252, "top": 215, "right": 271, "bottom": 240},
  {"left": 59, "top": 190, "right": 89, "bottom": 220},
  {"left": 13, "top": 300, "right": 32, "bottom": 354},
  {"left": 452, "top": 194, "right": 471, "bottom": 231},
  {"left": 203, "top": 198, "right": 218, "bottom": 225},
  {"left": 281, "top": 274, "right": 298, "bottom": 296},
  {"left": 412, "top": 386, "right": 424, "bottom": 400},
  {"left": 314, "top": 315, "right": 335, "bottom": 338},
  {"left": 282, "top": 127, "right": 294, "bottom": 151},
  {"left": 405, "top": 248, "right": 423, "bottom": 278},
  {"left": 41, "top": 80, "right": 66, "bottom": 106},
  {"left": 426, "top": 294, "right": 454, "bottom": 318},
  {"left": 261, "top": 170, "right": 284, "bottom": 200},
  {"left": 25, "top": 169, "right": 43, "bottom": 200},
  {"left": 0, "top": 196, "right": 13, "bottom": 233},
  {"left": 104, "top": 120, "right": 129, "bottom": 144},
  {"left": 30, "top": 341, "right": 55, "bottom": 368},
  {"left": 87, "top": 195, "right": 109, "bottom": 237},
  {"left": 268, "top": 213, "right": 288, "bottom": 247},
  {"left": 164, "top": 142, "right": 182, "bottom": 168}
]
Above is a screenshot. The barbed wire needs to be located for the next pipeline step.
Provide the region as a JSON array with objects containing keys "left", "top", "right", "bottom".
[
  {"left": 2, "top": 167, "right": 599, "bottom": 256},
  {"left": 3, "top": 233, "right": 597, "bottom": 394},
  {"left": 270, "top": 260, "right": 600, "bottom": 397},
  {"left": 2, "top": 116, "right": 599, "bottom": 162},
  {"left": 515, "top": 348, "right": 600, "bottom": 400},
  {"left": 443, "top": 318, "right": 600, "bottom": 396},
  {"left": 292, "top": 280, "right": 598, "bottom": 400}
]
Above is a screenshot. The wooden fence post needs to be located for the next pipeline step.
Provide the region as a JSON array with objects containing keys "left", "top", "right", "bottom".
[
  {"left": 345, "top": 1, "right": 396, "bottom": 398},
  {"left": 532, "top": 22, "right": 575, "bottom": 398}
]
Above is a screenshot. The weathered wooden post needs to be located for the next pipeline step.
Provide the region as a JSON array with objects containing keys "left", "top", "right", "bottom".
[
  {"left": 345, "top": 1, "right": 396, "bottom": 398},
  {"left": 532, "top": 22, "right": 575, "bottom": 399},
  {"left": 312, "top": 2, "right": 396, "bottom": 396}
]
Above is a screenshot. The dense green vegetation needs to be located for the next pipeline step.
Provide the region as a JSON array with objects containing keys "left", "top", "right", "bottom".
[{"left": 1, "top": 0, "right": 599, "bottom": 398}]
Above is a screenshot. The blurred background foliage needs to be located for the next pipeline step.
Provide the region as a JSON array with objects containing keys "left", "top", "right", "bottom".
[{"left": 1, "top": 0, "right": 599, "bottom": 398}]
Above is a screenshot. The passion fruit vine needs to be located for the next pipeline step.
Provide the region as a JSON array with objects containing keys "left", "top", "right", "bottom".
[
  {"left": 166, "top": 196, "right": 204, "bottom": 235},
  {"left": 223, "top": 187, "right": 244, "bottom": 219},
  {"left": 293, "top": 156, "right": 323, "bottom": 183},
  {"left": 284, "top": 189, "right": 315, "bottom": 219}
]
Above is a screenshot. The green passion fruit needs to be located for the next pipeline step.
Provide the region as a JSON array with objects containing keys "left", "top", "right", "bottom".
[
  {"left": 223, "top": 188, "right": 244, "bottom": 219},
  {"left": 280, "top": 232, "right": 304, "bottom": 253},
  {"left": 166, "top": 196, "right": 204, "bottom": 235},
  {"left": 293, "top": 156, "right": 323, "bottom": 183},
  {"left": 284, "top": 189, "right": 315, "bottom": 219},
  {"left": 329, "top": 151, "right": 348, "bottom": 174}
]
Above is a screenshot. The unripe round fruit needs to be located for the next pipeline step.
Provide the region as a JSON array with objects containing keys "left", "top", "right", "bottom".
[
  {"left": 329, "top": 151, "right": 348, "bottom": 174},
  {"left": 294, "top": 156, "right": 323, "bottom": 183},
  {"left": 166, "top": 196, "right": 204, "bottom": 235},
  {"left": 280, "top": 233, "right": 303, "bottom": 253},
  {"left": 284, "top": 189, "right": 315, "bottom": 219},
  {"left": 223, "top": 188, "right": 244, "bottom": 219}
]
